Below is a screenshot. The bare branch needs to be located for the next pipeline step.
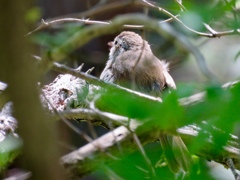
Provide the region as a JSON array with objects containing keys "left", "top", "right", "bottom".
[
  {"left": 26, "top": 0, "right": 238, "bottom": 50},
  {"left": 27, "top": 16, "right": 182, "bottom": 36},
  {"left": 132, "top": 132, "right": 157, "bottom": 178},
  {"left": 174, "top": 0, "right": 187, "bottom": 12},
  {"left": 41, "top": 90, "right": 94, "bottom": 143},
  {"left": 61, "top": 121, "right": 240, "bottom": 177},
  {"left": 43, "top": 0, "right": 239, "bottom": 38},
  {"left": 45, "top": 0, "right": 177, "bottom": 23},
  {"left": 141, "top": 0, "right": 240, "bottom": 37},
  {"left": 37, "top": 14, "right": 217, "bottom": 81},
  {"left": 58, "top": 108, "right": 140, "bottom": 130},
  {"left": 26, "top": 18, "right": 110, "bottom": 36},
  {"left": 61, "top": 125, "right": 130, "bottom": 165},
  {"left": 227, "top": 158, "right": 240, "bottom": 180},
  {"left": 53, "top": 72, "right": 239, "bottom": 176},
  {"left": 51, "top": 62, "right": 162, "bottom": 103},
  {"left": 2, "top": 60, "right": 239, "bottom": 177}
]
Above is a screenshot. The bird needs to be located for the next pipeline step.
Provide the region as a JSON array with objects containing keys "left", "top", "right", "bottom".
[
  {"left": 100, "top": 31, "right": 192, "bottom": 173},
  {"left": 100, "top": 31, "right": 176, "bottom": 96}
]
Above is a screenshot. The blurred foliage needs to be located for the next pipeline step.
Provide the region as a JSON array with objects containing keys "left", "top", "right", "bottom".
[
  {"left": 32, "top": 23, "right": 83, "bottom": 49},
  {"left": 0, "top": 134, "right": 22, "bottom": 173},
  {"left": 96, "top": 82, "right": 240, "bottom": 132},
  {"left": 5, "top": 0, "right": 240, "bottom": 179},
  {"left": 175, "top": 0, "right": 240, "bottom": 37},
  {"left": 95, "top": 142, "right": 175, "bottom": 180},
  {"left": 25, "top": 7, "right": 42, "bottom": 23},
  {"left": 86, "top": 143, "right": 215, "bottom": 180},
  {"left": 94, "top": 81, "right": 240, "bottom": 179}
]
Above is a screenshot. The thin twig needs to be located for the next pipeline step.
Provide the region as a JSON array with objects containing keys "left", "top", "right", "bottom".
[
  {"left": 61, "top": 125, "right": 130, "bottom": 165},
  {"left": 174, "top": 0, "right": 187, "bottom": 12},
  {"left": 89, "top": 96, "right": 127, "bottom": 155},
  {"left": 51, "top": 62, "right": 162, "bottom": 103},
  {"left": 227, "top": 158, "right": 240, "bottom": 180},
  {"left": 141, "top": 0, "right": 240, "bottom": 37},
  {"left": 132, "top": 132, "right": 157, "bottom": 179},
  {"left": 42, "top": 90, "right": 120, "bottom": 161},
  {"left": 26, "top": 18, "right": 145, "bottom": 36},
  {"left": 101, "top": 164, "right": 124, "bottom": 180},
  {"left": 203, "top": 23, "right": 218, "bottom": 37},
  {"left": 61, "top": 119, "right": 240, "bottom": 174},
  {"left": 59, "top": 108, "right": 132, "bottom": 127},
  {"left": 29, "top": 0, "right": 239, "bottom": 38},
  {"left": 41, "top": 90, "right": 94, "bottom": 143},
  {"left": 36, "top": 14, "right": 218, "bottom": 81},
  {"left": 26, "top": 18, "right": 107, "bottom": 36}
]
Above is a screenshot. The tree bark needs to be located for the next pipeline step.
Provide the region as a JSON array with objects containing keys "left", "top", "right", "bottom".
[{"left": 0, "top": 1, "right": 65, "bottom": 179}]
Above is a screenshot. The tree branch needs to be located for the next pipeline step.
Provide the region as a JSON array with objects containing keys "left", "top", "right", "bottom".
[
  {"left": 50, "top": 62, "right": 162, "bottom": 102},
  {"left": 34, "top": 0, "right": 239, "bottom": 39},
  {"left": 61, "top": 120, "right": 240, "bottom": 177},
  {"left": 36, "top": 13, "right": 218, "bottom": 81},
  {"left": 40, "top": 67, "right": 239, "bottom": 176},
  {"left": 2, "top": 59, "right": 239, "bottom": 177}
]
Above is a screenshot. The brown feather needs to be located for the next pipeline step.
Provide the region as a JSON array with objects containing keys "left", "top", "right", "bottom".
[{"left": 100, "top": 31, "right": 192, "bottom": 173}]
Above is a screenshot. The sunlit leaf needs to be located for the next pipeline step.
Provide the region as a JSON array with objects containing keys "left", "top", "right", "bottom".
[{"left": 0, "top": 134, "right": 22, "bottom": 171}]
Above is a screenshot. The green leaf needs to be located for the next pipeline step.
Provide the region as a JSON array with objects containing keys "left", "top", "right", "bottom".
[{"left": 0, "top": 134, "right": 22, "bottom": 171}]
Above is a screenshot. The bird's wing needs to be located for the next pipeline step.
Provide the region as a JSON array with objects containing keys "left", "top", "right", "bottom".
[
  {"left": 163, "top": 70, "right": 176, "bottom": 89},
  {"left": 161, "top": 61, "right": 176, "bottom": 89},
  {"left": 100, "top": 60, "right": 115, "bottom": 83}
]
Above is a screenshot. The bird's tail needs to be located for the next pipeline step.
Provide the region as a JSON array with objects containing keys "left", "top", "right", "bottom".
[{"left": 159, "top": 134, "right": 193, "bottom": 173}]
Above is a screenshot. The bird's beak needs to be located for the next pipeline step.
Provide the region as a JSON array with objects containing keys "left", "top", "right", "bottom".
[{"left": 108, "top": 41, "right": 113, "bottom": 48}]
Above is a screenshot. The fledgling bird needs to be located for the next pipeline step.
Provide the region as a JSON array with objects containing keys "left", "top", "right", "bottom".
[
  {"left": 100, "top": 31, "right": 192, "bottom": 173},
  {"left": 100, "top": 31, "right": 176, "bottom": 96}
]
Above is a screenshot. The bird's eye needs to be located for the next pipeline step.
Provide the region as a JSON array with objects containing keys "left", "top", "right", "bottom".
[
  {"left": 122, "top": 41, "right": 129, "bottom": 51},
  {"left": 114, "top": 41, "right": 118, "bottom": 45}
]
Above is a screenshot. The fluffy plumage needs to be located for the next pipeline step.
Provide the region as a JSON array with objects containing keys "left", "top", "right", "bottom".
[
  {"left": 100, "top": 31, "right": 192, "bottom": 173},
  {"left": 100, "top": 31, "right": 176, "bottom": 95}
]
